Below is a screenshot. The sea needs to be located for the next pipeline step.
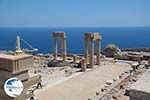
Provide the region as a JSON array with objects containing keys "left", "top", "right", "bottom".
[{"left": 0, "top": 27, "right": 150, "bottom": 54}]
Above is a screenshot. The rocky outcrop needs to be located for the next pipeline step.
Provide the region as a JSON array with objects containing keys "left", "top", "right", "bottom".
[
  {"left": 47, "top": 60, "right": 70, "bottom": 67},
  {"left": 103, "top": 44, "right": 121, "bottom": 57}
]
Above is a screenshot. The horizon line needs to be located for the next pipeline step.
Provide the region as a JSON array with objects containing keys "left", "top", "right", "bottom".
[{"left": 0, "top": 26, "right": 150, "bottom": 28}]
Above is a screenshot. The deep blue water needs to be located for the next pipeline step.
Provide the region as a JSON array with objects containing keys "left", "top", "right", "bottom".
[{"left": 0, "top": 27, "right": 150, "bottom": 54}]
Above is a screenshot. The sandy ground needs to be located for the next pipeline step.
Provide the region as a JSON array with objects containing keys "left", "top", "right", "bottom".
[{"left": 34, "top": 61, "right": 131, "bottom": 100}]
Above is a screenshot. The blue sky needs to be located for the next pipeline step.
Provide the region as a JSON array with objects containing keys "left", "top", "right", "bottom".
[{"left": 0, "top": 0, "right": 149, "bottom": 27}]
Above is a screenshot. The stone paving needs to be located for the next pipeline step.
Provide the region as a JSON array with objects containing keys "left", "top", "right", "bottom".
[{"left": 35, "top": 61, "right": 131, "bottom": 100}]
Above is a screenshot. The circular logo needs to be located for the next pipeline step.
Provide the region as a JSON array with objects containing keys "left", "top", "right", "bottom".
[{"left": 4, "top": 77, "right": 24, "bottom": 97}]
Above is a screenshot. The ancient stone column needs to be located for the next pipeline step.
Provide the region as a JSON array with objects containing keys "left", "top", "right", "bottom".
[
  {"left": 96, "top": 39, "right": 100, "bottom": 65},
  {"left": 84, "top": 38, "right": 88, "bottom": 64},
  {"left": 62, "top": 37, "right": 67, "bottom": 61},
  {"left": 90, "top": 39, "right": 94, "bottom": 68},
  {"left": 53, "top": 36, "right": 57, "bottom": 60},
  {"left": 81, "top": 57, "right": 87, "bottom": 72},
  {"left": 16, "top": 35, "right": 21, "bottom": 51},
  {"left": 60, "top": 36, "right": 63, "bottom": 58},
  {"left": 148, "top": 59, "right": 150, "bottom": 66},
  {"left": 73, "top": 54, "right": 77, "bottom": 63}
]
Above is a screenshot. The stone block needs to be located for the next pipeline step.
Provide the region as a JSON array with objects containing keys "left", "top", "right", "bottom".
[
  {"left": 0, "top": 70, "right": 29, "bottom": 81},
  {"left": 81, "top": 58, "right": 87, "bottom": 72},
  {"left": 130, "top": 89, "right": 150, "bottom": 100},
  {"left": 73, "top": 55, "right": 77, "bottom": 63},
  {"left": 0, "top": 54, "right": 33, "bottom": 73},
  {"left": 0, "top": 88, "right": 33, "bottom": 100}
]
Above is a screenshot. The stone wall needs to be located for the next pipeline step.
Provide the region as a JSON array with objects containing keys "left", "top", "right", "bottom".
[
  {"left": 130, "top": 89, "right": 150, "bottom": 100},
  {"left": 129, "top": 69, "right": 150, "bottom": 100},
  {"left": 0, "top": 54, "right": 35, "bottom": 100}
]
